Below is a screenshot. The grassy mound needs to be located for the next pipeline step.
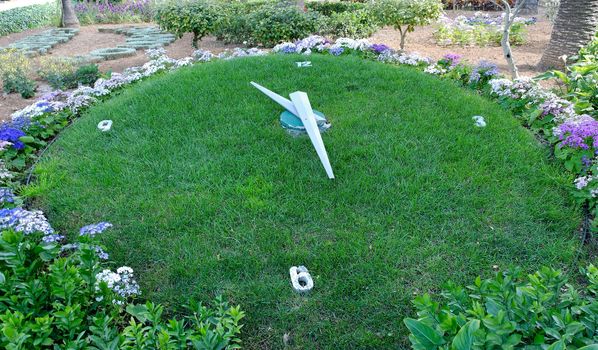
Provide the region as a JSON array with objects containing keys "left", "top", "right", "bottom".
[{"left": 35, "top": 54, "right": 580, "bottom": 349}]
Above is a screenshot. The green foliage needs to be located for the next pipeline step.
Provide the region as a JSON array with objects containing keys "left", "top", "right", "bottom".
[
  {"left": 0, "top": 3, "right": 59, "bottom": 37},
  {"left": 154, "top": 0, "right": 223, "bottom": 48},
  {"left": 0, "top": 229, "right": 245, "bottom": 349},
  {"left": 405, "top": 266, "right": 598, "bottom": 349},
  {"left": 74, "top": 64, "right": 101, "bottom": 87},
  {"left": 306, "top": 0, "right": 366, "bottom": 16},
  {"left": 371, "top": 0, "right": 443, "bottom": 49},
  {"left": 323, "top": 8, "right": 380, "bottom": 39},
  {"left": 38, "top": 56, "right": 101, "bottom": 90},
  {"left": 246, "top": 3, "right": 321, "bottom": 47},
  {"left": 215, "top": 2, "right": 321, "bottom": 47},
  {"left": 537, "top": 32, "right": 598, "bottom": 117}
]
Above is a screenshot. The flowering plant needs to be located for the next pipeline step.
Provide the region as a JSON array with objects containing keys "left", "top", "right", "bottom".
[
  {"left": 434, "top": 12, "right": 536, "bottom": 47},
  {"left": 0, "top": 223, "right": 244, "bottom": 348}
]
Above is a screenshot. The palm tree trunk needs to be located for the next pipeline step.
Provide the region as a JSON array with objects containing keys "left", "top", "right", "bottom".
[
  {"left": 538, "top": 0, "right": 598, "bottom": 69},
  {"left": 61, "top": 0, "right": 80, "bottom": 28}
]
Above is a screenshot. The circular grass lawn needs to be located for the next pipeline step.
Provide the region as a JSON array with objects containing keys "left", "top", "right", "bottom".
[{"left": 36, "top": 54, "right": 580, "bottom": 349}]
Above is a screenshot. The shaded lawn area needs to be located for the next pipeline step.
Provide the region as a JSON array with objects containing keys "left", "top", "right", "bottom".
[{"left": 35, "top": 54, "right": 581, "bottom": 349}]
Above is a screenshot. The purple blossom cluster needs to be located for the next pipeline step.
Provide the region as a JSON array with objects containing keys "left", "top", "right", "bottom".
[
  {"left": 80, "top": 222, "right": 113, "bottom": 237},
  {"left": 0, "top": 126, "right": 26, "bottom": 150},
  {"left": 329, "top": 47, "right": 345, "bottom": 56},
  {"left": 0, "top": 207, "right": 60, "bottom": 242},
  {"left": 0, "top": 188, "right": 15, "bottom": 204},
  {"left": 555, "top": 116, "right": 598, "bottom": 150},
  {"left": 370, "top": 44, "right": 390, "bottom": 54},
  {"left": 469, "top": 60, "right": 499, "bottom": 84},
  {"left": 74, "top": 0, "right": 151, "bottom": 22},
  {"left": 442, "top": 53, "right": 461, "bottom": 67}
]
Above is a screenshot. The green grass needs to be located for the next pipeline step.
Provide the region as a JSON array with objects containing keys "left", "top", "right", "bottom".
[{"left": 35, "top": 54, "right": 581, "bottom": 349}]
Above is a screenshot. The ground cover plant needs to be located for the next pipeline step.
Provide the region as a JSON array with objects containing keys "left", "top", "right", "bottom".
[
  {"left": 31, "top": 53, "right": 582, "bottom": 348},
  {"left": 0, "top": 2, "right": 59, "bottom": 37}
]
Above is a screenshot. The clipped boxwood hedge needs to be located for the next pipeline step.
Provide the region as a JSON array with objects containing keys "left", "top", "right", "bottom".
[{"left": 0, "top": 3, "right": 59, "bottom": 37}]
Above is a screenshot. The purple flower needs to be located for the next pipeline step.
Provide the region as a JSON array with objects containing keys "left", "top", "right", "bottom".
[
  {"left": 370, "top": 44, "right": 390, "bottom": 54},
  {"left": 80, "top": 222, "right": 113, "bottom": 237},
  {"left": 555, "top": 117, "right": 598, "bottom": 150},
  {"left": 0, "top": 126, "right": 26, "bottom": 150},
  {"left": 0, "top": 188, "right": 15, "bottom": 204},
  {"left": 329, "top": 46, "right": 344, "bottom": 56},
  {"left": 469, "top": 60, "right": 499, "bottom": 84},
  {"left": 0, "top": 207, "right": 55, "bottom": 236},
  {"left": 442, "top": 53, "right": 462, "bottom": 67}
]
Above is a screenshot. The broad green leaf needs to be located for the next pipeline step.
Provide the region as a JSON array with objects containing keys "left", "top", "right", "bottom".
[
  {"left": 577, "top": 346, "right": 598, "bottom": 350},
  {"left": 546, "top": 340, "right": 565, "bottom": 350},
  {"left": 452, "top": 320, "right": 480, "bottom": 350},
  {"left": 404, "top": 318, "right": 445, "bottom": 348}
]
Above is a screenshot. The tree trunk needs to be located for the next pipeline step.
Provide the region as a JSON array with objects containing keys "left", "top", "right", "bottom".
[
  {"left": 61, "top": 0, "right": 80, "bottom": 28},
  {"left": 538, "top": 0, "right": 598, "bottom": 70},
  {"left": 501, "top": 6, "right": 519, "bottom": 78}
]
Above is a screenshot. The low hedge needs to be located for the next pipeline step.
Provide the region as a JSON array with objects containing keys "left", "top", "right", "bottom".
[{"left": 0, "top": 3, "right": 59, "bottom": 37}]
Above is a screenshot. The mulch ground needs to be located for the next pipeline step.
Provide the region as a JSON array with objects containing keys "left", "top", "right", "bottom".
[{"left": 0, "top": 10, "right": 553, "bottom": 121}]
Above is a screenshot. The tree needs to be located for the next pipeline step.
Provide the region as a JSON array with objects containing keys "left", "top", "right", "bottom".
[
  {"left": 493, "top": 0, "right": 527, "bottom": 79},
  {"left": 371, "top": 0, "right": 443, "bottom": 51},
  {"left": 61, "top": 0, "right": 80, "bottom": 28},
  {"left": 538, "top": 0, "right": 598, "bottom": 69}
]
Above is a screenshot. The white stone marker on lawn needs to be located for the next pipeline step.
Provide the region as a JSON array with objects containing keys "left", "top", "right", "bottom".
[
  {"left": 97, "top": 120, "right": 113, "bottom": 132},
  {"left": 289, "top": 266, "right": 314, "bottom": 294},
  {"left": 250, "top": 81, "right": 334, "bottom": 179}
]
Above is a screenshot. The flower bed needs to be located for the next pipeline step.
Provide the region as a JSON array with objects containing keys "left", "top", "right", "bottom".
[
  {"left": 1, "top": 31, "right": 596, "bottom": 347},
  {"left": 434, "top": 12, "right": 537, "bottom": 46}
]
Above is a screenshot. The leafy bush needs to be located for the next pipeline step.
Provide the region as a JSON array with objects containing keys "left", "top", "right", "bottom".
[
  {"left": 405, "top": 265, "right": 598, "bottom": 349},
  {"left": 0, "top": 227, "right": 245, "bottom": 349},
  {"left": 215, "top": 2, "right": 322, "bottom": 47},
  {"left": 154, "top": 0, "right": 223, "bottom": 48},
  {"left": 306, "top": 0, "right": 366, "bottom": 16},
  {"left": 434, "top": 13, "right": 536, "bottom": 47},
  {"left": 323, "top": 8, "right": 380, "bottom": 39},
  {"left": 0, "top": 49, "right": 36, "bottom": 99},
  {"left": 37, "top": 57, "right": 101, "bottom": 90},
  {"left": 0, "top": 3, "right": 58, "bottom": 37},
  {"left": 371, "top": 0, "right": 443, "bottom": 50},
  {"left": 212, "top": 1, "right": 270, "bottom": 44}
]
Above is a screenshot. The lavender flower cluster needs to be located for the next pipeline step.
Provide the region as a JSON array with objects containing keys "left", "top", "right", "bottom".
[{"left": 0, "top": 207, "right": 59, "bottom": 242}]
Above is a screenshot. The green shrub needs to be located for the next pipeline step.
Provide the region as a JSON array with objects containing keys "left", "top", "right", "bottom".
[
  {"left": 74, "top": 64, "right": 101, "bottom": 87},
  {"left": 405, "top": 265, "right": 598, "bottom": 349},
  {"left": 154, "top": 0, "right": 223, "bottom": 48},
  {"left": 217, "top": 2, "right": 322, "bottom": 47},
  {"left": 212, "top": 1, "right": 269, "bottom": 44},
  {"left": 0, "top": 229, "right": 245, "bottom": 348},
  {"left": 37, "top": 57, "right": 100, "bottom": 90},
  {"left": 0, "top": 3, "right": 59, "bottom": 37},
  {"left": 306, "top": 0, "right": 365, "bottom": 16},
  {"left": 323, "top": 8, "right": 380, "bottom": 39},
  {"left": 371, "top": 0, "right": 443, "bottom": 50}
]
